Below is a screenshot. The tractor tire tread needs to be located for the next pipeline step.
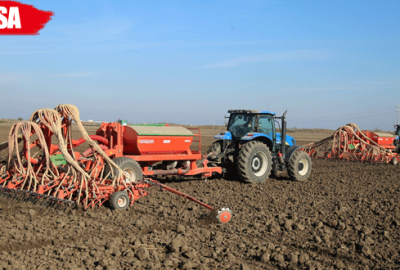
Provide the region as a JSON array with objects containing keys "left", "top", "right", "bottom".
[
  {"left": 207, "top": 140, "right": 223, "bottom": 160},
  {"left": 287, "top": 150, "right": 312, "bottom": 181},
  {"left": 237, "top": 141, "right": 272, "bottom": 184}
]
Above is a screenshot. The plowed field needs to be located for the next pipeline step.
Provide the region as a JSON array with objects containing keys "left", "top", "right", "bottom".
[{"left": 0, "top": 123, "right": 399, "bottom": 270}]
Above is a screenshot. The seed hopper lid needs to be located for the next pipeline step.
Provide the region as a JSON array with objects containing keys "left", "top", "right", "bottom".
[
  {"left": 129, "top": 126, "right": 194, "bottom": 136},
  {"left": 374, "top": 132, "right": 396, "bottom": 138}
]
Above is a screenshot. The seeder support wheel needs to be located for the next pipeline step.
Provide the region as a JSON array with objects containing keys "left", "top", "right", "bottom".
[
  {"left": 392, "top": 157, "right": 398, "bottom": 166},
  {"left": 110, "top": 191, "right": 130, "bottom": 210}
]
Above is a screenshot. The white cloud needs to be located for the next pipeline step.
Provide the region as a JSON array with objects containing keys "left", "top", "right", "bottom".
[
  {"left": 204, "top": 50, "right": 329, "bottom": 68},
  {"left": 0, "top": 72, "right": 99, "bottom": 83},
  {"left": 53, "top": 72, "right": 98, "bottom": 78},
  {"left": 0, "top": 50, "right": 55, "bottom": 55},
  {"left": 54, "top": 15, "right": 133, "bottom": 43},
  {"left": 0, "top": 72, "right": 30, "bottom": 83}
]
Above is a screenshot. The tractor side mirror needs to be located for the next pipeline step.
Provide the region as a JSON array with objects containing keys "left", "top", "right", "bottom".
[{"left": 224, "top": 115, "right": 229, "bottom": 126}]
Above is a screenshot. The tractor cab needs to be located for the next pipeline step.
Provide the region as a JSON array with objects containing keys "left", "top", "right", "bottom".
[
  {"left": 215, "top": 110, "right": 296, "bottom": 151},
  {"left": 227, "top": 110, "right": 276, "bottom": 141}
]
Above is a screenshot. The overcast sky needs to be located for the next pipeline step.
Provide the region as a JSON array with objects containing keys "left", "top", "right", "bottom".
[{"left": 0, "top": 0, "right": 399, "bottom": 130}]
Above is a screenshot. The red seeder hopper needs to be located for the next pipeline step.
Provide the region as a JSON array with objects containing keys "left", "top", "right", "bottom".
[
  {"left": 0, "top": 104, "right": 232, "bottom": 223},
  {"left": 302, "top": 123, "right": 399, "bottom": 165},
  {"left": 94, "top": 122, "right": 221, "bottom": 178}
]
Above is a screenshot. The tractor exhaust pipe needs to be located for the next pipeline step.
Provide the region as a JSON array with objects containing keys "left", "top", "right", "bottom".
[{"left": 280, "top": 110, "right": 287, "bottom": 164}]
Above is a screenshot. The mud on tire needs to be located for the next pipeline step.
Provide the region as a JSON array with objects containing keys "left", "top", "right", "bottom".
[
  {"left": 237, "top": 141, "right": 272, "bottom": 184},
  {"left": 287, "top": 150, "right": 312, "bottom": 181}
]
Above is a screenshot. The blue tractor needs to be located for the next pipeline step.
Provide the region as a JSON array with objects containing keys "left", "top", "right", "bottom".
[{"left": 208, "top": 110, "right": 312, "bottom": 183}]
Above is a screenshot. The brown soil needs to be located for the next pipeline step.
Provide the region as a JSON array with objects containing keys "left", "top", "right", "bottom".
[{"left": 0, "top": 123, "right": 399, "bottom": 270}]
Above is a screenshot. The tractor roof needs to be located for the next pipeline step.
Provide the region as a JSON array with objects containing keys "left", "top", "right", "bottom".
[{"left": 228, "top": 109, "right": 276, "bottom": 116}]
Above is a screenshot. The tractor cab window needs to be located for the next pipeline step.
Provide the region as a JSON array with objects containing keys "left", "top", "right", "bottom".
[
  {"left": 258, "top": 115, "right": 275, "bottom": 139},
  {"left": 396, "top": 126, "right": 400, "bottom": 137},
  {"left": 228, "top": 114, "right": 256, "bottom": 137}
]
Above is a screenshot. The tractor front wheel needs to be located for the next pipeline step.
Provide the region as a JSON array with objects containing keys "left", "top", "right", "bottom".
[
  {"left": 287, "top": 150, "right": 312, "bottom": 181},
  {"left": 237, "top": 141, "right": 272, "bottom": 184},
  {"left": 110, "top": 191, "right": 130, "bottom": 210},
  {"left": 207, "top": 140, "right": 223, "bottom": 160}
]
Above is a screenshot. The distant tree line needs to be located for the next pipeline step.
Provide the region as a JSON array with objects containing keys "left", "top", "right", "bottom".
[{"left": 0, "top": 117, "right": 25, "bottom": 123}]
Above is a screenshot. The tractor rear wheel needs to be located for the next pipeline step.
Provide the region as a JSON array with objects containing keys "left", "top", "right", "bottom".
[
  {"left": 104, "top": 157, "right": 143, "bottom": 183},
  {"left": 110, "top": 191, "right": 130, "bottom": 210},
  {"left": 287, "top": 150, "right": 312, "bottom": 181},
  {"left": 237, "top": 141, "right": 272, "bottom": 184}
]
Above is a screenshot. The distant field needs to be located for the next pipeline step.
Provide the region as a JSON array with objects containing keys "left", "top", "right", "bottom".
[{"left": 185, "top": 125, "right": 334, "bottom": 152}]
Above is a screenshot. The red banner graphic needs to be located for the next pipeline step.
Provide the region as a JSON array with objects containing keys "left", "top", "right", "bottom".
[{"left": 0, "top": 1, "right": 53, "bottom": 35}]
